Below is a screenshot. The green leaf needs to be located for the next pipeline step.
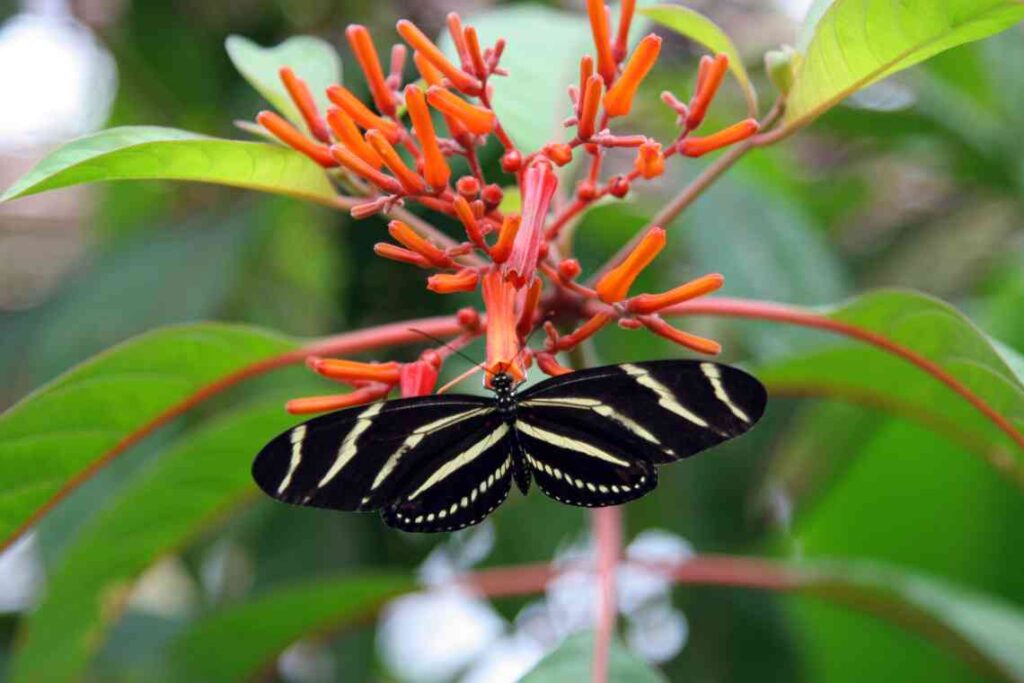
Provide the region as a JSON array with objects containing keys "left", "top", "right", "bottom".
[
  {"left": 755, "top": 289, "right": 1024, "bottom": 477},
  {"left": 640, "top": 4, "right": 758, "bottom": 115},
  {"left": 225, "top": 35, "right": 342, "bottom": 130},
  {"left": 8, "top": 402, "right": 307, "bottom": 683},
  {"left": 0, "top": 323, "right": 297, "bottom": 550},
  {"left": 787, "top": 423, "right": 1024, "bottom": 682},
  {"left": 522, "top": 631, "right": 667, "bottom": 683},
  {"left": 169, "top": 574, "right": 412, "bottom": 682},
  {"left": 0, "top": 126, "right": 338, "bottom": 205},
  {"left": 784, "top": 0, "right": 1024, "bottom": 131},
  {"left": 798, "top": 561, "right": 1024, "bottom": 682}
]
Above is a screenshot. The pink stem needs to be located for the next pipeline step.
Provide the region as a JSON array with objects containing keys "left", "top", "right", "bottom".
[{"left": 592, "top": 507, "right": 622, "bottom": 683}]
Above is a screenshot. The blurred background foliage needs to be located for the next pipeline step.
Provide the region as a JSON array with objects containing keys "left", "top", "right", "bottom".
[{"left": 0, "top": 0, "right": 1023, "bottom": 681}]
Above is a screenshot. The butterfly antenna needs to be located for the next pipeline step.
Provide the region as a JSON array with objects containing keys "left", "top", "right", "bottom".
[{"left": 407, "top": 327, "right": 493, "bottom": 376}]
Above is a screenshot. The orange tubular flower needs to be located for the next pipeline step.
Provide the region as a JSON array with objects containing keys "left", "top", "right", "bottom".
[
  {"left": 628, "top": 273, "right": 724, "bottom": 314},
  {"left": 446, "top": 13, "right": 471, "bottom": 68},
  {"left": 595, "top": 227, "right": 666, "bottom": 303},
  {"left": 516, "top": 277, "right": 543, "bottom": 338},
  {"left": 346, "top": 25, "right": 396, "bottom": 117},
  {"left": 613, "top": 0, "right": 637, "bottom": 62},
  {"left": 325, "top": 85, "right": 401, "bottom": 142},
  {"left": 634, "top": 140, "right": 665, "bottom": 179},
  {"left": 505, "top": 162, "right": 558, "bottom": 287},
  {"left": 405, "top": 86, "right": 451, "bottom": 191},
  {"left": 396, "top": 19, "right": 482, "bottom": 95},
  {"left": 331, "top": 145, "right": 404, "bottom": 194},
  {"left": 489, "top": 215, "right": 521, "bottom": 264},
  {"left": 687, "top": 53, "right": 729, "bottom": 130},
  {"left": 426, "top": 87, "right": 496, "bottom": 136},
  {"left": 257, "top": 111, "right": 337, "bottom": 167},
  {"left": 639, "top": 316, "right": 722, "bottom": 355},
  {"left": 278, "top": 67, "right": 331, "bottom": 143},
  {"left": 463, "top": 26, "right": 488, "bottom": 80},
  {"left": 482, "top": 269, "right": 524, "bottom": 381},
  {"left": 325, "top": 108, "right": 384, "bottom": 168},
  {"left": 679, "top": 119, "right": 759, "bottom": 157},
  {"left": 556, "top": 312, "right": 612, "bottom": 351},
  {"left": 604, "top": 34, "right": 662, "bottom": 118},
  {"left": 453, "top": 196, "right": 487, "bottom": 250},
  {"left": 287, "top": 385, "right": 390, "bottom": 415},
  {"left": 388, "top": 220, "right": 453, "bottom": 268},
  {"left": 365, "top": 130, "right": 428, "bottom": 195},
  {"left": 310, "top": 358, "right": 403, "bottom": 384},
  {"left": 586, "top": 0, "right": 617, "bottom": 84},
  {"left": 374, "top": 242, "right": 433, "bottom": 268},
  {"left": 577, "top": 75, "right": 604, "bottom": 140},
  {"left": 427, "top": 268, "right": 480, "bottom": 294},
  {"left": 536, "top": 351, "right": 572, "bottom": 377},
  {"left": 413, "top": 50, "right": 445, "bottom": 86}
]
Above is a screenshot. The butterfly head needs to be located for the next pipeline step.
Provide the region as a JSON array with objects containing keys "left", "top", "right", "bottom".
[{"left": 490, "top": 371, "right": 517, "bottom": 417}]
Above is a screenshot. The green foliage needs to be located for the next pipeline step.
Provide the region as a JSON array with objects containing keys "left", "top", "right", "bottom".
[
  {"left": 0, "top": 324, "right": 296, "bottom": 550},
  {"left": 9, "top": 402, "right": 307, "bottom": 683},
  {"left": 225, "top": 35, "right": 343, "bottom": 130},
  {"left": 521, "top": 632, "right": 667, "bottom": 682},
  {"left": 756, "top": 289, "right": 1024, "bottom": 477},
  {"left": 784, "top": 0, "right": 1024, "bottom": 130},
  {"left": 0, "top": 127, "right": 338, "bottom": 206},
  {"left": 639, "top": 4, "right": 758, "bottom": 115},
  {"left": 169, "top": 574, "right": 412, "bottom": 682}
]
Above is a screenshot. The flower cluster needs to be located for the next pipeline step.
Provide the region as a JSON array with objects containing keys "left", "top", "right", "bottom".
[{"left": 256, "top": 3, "right": 759, "bottom": 412}]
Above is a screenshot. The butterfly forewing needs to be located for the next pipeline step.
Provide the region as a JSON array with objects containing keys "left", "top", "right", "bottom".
[
  {"left": 520, "top": 360, "right": 765, "bottom": 462},
  {"left": 252, "top": 396, "right": 493, "bottom": 513}
]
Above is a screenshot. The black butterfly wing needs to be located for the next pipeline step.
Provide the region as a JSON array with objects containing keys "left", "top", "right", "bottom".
[
  {"left": 516, "top": 360, "right": 766, "bottom": 506},
  {"left": 252, "top": 396, "right": 496, "bottom": 517},
  {"left": 381, "top": 414, "right": 514, "bottom": 533},
  {"left": 515, "top": 412, "right": 657, "bottom": 507}
]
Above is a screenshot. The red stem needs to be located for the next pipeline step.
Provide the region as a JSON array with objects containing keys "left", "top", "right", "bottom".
[
  {"left": 663, "top": 297, "right": 1024, "bottom": 455},
  {"left": 0, "top": 316, "right": 465, "bottom": 554}
]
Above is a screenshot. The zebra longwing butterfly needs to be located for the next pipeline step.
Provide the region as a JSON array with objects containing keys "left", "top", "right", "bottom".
[{"left": 252, "top": 360, "right": 766, "bottom": 533}]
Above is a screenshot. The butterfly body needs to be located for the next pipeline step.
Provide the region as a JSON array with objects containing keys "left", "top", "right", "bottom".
[{"left": 252, "top": 360, "right": 766, "bottom": 533}]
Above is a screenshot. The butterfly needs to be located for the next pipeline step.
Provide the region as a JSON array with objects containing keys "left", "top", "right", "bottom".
[{"left": 252, "top": 360, "right": 766, "bottom": 533}]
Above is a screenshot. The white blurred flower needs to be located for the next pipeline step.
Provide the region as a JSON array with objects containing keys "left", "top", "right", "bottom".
[
  {"left": 618, "top": 529, "right": 694, "bottom": 614},
  {"left": 459, "top": 632, "right": 546, "bottom": 683},
  {"left": 544, "top": 569, "right": 597, "bottom": 637},
  {"left": 626, "top": 602, "right": 689, "bottom": 665},
  {"left": 278, "top": 639, "right": 336, "bottom": 683},
  {"left": 419, "top": 521, "right": 495, "bottom": 586},
  {"left": 378, "top": 588, "right": 505, "bottom": 683},
  {"left": 0, "top": 0, "right": 117, "bottom": 152},
  {"left": 0, "top": 533, "right": 41, "bottom": 612}
]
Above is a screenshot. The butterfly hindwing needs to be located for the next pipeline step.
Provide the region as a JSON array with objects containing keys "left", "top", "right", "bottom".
[
  {"left": 252, "top": 396, "right": 493, "bottom": 514},
  {"left": 383, "top": 413, "right": 513, "bottom": 532},
  {"left": 514, "top": 411, "right": 657, "bottom": 507},
  {"left": 519, "top": 360, "right": 766, "bottom": 464}
]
